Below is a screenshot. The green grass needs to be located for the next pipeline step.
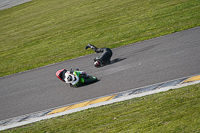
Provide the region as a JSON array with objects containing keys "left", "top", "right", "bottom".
[
  {"left": 0, "top": 0, "right": 200, "bottom": 77},
  {"left": 2, "top": 83, "right": 200, "bottom": 132}
]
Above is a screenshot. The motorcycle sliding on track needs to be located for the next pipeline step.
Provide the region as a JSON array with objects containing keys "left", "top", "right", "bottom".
[{"left": 56, "top": 68, "right": 98, "bottom": 87}]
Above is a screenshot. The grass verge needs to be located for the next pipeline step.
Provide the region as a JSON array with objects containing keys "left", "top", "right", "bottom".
[
  {"left": 0, "top": 0, "right": 200, "bottom": 77},
  {"left": 1, "top": 83, "right": 200, "bottom": 132}
]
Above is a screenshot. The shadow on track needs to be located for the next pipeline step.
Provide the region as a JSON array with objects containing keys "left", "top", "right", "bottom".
[{"left": 110, "top": 58, "right": 127, "bottom": 64}]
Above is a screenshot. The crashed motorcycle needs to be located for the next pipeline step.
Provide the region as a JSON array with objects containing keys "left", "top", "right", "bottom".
[{"left": 56, "top": 68, "right": 98, "bottom": 87}]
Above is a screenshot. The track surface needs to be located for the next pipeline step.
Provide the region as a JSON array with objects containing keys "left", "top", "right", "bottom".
[
  {"left": 0, "top": 0, "right": 31, "bottom": 10},
  {"left": 0, "top": 27, "right": 200, "bottom": 121}
]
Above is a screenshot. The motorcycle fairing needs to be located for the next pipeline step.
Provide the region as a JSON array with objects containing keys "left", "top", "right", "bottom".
[{"left": 56, "top": 69, "right": 67, "bottom": 82}]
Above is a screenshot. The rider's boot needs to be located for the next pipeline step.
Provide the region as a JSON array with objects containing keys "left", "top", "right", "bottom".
[
  {"left": 85, "top": 44, "right": 91, "bottom": 49},
  {"left": 85, "top": 44, "right": 98, "bottom": 51}
]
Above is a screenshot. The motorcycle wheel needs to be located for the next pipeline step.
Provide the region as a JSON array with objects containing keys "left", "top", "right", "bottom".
[{"left": 83, "top": 76, "right": 98, "bottom": 84}]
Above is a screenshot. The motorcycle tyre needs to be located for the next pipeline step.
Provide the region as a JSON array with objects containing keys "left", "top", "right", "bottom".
[{"left": 83, "top": 76, "right": 98, "bottom": 84}]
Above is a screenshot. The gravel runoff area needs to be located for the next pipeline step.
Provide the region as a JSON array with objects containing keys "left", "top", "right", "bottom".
[{"left": 0, "top": 0, "right": 31, "bottom": 10}]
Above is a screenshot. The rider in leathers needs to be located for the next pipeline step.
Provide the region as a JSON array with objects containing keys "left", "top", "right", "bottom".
[
  {"left": 85, "top": 44, "right": 113, "bottom": 67},
  {"left": 56, "top": 68, "right": 97, "bottom": 87},
  {"left": 64, "top": 70, "right": 89, "bottom": 87}
]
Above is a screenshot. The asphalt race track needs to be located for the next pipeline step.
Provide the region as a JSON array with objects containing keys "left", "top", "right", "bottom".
[
  {"left": 0, "top": 0, "right": 31, "bottom": 10},
  {"left": 0, "top": 27, "right": 200, "bottom": 121}
]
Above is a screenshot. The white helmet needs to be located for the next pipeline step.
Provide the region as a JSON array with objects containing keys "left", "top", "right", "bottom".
[{"left": 64, "top": 72, "right": 74, "bottom": 83}]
